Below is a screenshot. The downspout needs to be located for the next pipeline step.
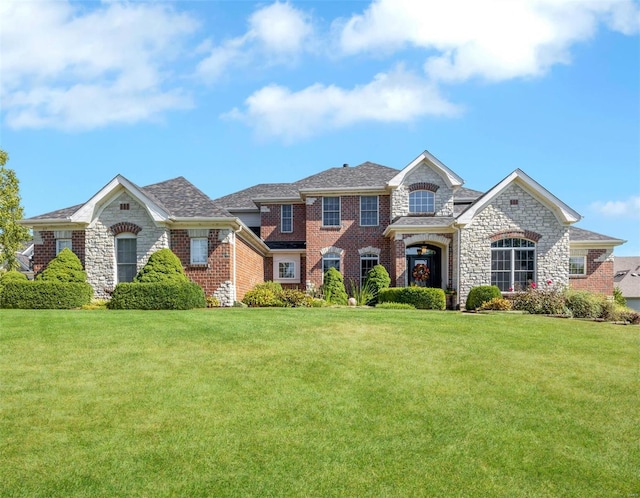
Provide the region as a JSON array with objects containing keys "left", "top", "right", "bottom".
[
  {"left": 456, "top": 224, "right": 462, "bottom": 309},
  {"left": 233, "top": 226, "right": 240, "bottom": 304}
]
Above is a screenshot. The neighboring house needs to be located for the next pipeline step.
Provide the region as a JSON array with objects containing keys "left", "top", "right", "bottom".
[
  {"left": 1, "top": 243, "right": 34, "bottom": 279},
  {"left": 20, "top": 150, "right": 625, "bottom": 307},
  {"left": 613, "top": 256, "right": 640, "bottom": 311}
]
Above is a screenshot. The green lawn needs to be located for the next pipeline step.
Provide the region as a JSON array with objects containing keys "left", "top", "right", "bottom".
[{"left": 1, "top": 309, "right": 638, "bottom": 497}]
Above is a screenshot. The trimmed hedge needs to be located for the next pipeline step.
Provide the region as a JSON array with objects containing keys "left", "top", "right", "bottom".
[
  {"left": 37, "top": 248, "right": 87, "bottom": 283},
  {"left": 108, "top": 282, "right": 206, "bottom": 310},
  {"left": 378, "top": 287, "right": 446, "bottom": 310},
  {"left": 134, "top": 248, "right": 189, "bottom": 284},
  {"left": 0, "top": 281, "right": 93, "bottom": 309},
  {"left": 465, "top": 285, "right": 502, "bottom": 311}
]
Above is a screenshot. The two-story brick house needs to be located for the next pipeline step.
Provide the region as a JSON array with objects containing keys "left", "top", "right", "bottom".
[{"left": 22, "top": 150, "right": 624, "bottom": 307}]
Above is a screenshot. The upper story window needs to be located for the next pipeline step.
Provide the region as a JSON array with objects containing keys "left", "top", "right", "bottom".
[
  {"left": 322, "top": 197, "right": 341, "bottom": 227},
  {"left": 491, "top": 238, "right": 536, "bottom": 291},
  {"left": 360, "top": 196, "right": 379, "bottom": 226},
  {"left": 569, "top": 255, "right": 586, "bottom": 276},
  {"left": 409, "top": 191, "right": 435, "bottom": 214},
  {"left": 190, "top": 238, "right": 208, "bottom": 265},
  {"left": 281, "top": 204, "right": 293, "bottom": 233},
  {"left": 56, "top": 238, "right": 72, "bottom": 254}
]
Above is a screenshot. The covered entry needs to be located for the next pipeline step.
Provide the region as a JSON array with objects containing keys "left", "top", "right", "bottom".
[{"left": 406, "top": 244, "right": 442, "bottom": 288}]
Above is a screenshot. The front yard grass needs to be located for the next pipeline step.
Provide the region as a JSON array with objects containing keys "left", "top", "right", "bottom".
[{"left": 1, "top": 308, "right": 638, "bottom": 497}]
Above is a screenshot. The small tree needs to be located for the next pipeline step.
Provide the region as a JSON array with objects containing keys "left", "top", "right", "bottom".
[
  {"left": 323, "top": 267, "right": 348, "bottom": 305},
  {"left": 37, "top": 248, "right": 87, "bottom": 283},
  {"left": 0, "top": 149, "right": 31, "bottom": 271},
  {"left": 134, "top": 248, "right": 188, "bottom": 283}
]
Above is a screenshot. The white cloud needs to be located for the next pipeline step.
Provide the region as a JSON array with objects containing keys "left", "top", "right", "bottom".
[
  {"left": 224, "top": 66, "right": 460, "bottom": 142},
  {"left": 196, "top": 2, "right": 313, "bottom": 83},
  {"left": 338, "top": 0, "right": 640, "bottom": 83},
  {"left": 591, "top": 196, "right": 640, "bottom": 218},
  {"left": 0, "top": 1, "right": 197, "bottom": 130}
]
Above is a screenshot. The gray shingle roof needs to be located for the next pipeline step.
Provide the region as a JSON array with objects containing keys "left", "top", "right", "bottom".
[
  {"left": 569, "top": 226, "right": 623, "bottom": 243},
  {"left": 142, "top": 177, "right": 231, "bottom": 218},
  {"left": 213, "top": 183, "right": 299, "bottom": 210},
  {"left": 614, "top": 256, "right": 640, "bottom": 298},
  {"left": 26, "top": 204, "right": 84, "bottom": 221},
  {"left": 389, "top": 216, "right": 456, "bottom": 228},
  {"left": 294, "top": 162, "right": 399, "bottom": 190}
]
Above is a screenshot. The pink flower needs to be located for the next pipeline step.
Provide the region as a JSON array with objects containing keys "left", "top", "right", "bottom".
[
  {"left": 531, "top": 282, "right": 537, "bottom": 289},
  {"left": 509, "top": 287, "right": 513, "bottom": 292},
  {"left": 547, "top": 279, "right": 552, "bottom": 285}
]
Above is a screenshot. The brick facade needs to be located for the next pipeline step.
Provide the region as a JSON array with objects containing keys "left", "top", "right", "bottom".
[
  {"left": 261, "top": 203, "right": 306, "bottom": 242},
  {"left": 569, "top": 249, "right": 614, "bottom": 295}
]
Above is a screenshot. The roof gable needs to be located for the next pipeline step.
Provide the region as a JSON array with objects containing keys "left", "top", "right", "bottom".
[
  {"left": 388, "top": 150, "right": 464, "bottom": 189},
  {"left": 456, "top": 169, "right": 581, "bottom": 226}
]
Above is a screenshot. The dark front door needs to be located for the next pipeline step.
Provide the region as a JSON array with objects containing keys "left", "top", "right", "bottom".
[{"left": 407, "top": 245, "right": 441, "bottom": 288}]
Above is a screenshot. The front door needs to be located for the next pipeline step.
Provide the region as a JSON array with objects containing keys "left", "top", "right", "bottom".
[{"left": 407, "top": 245, "right": 441, "bottom": 288}]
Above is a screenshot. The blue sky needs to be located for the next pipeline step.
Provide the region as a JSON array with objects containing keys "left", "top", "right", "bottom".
[{"left": 1, "top": 0, "right": 639, "bottom": 255}]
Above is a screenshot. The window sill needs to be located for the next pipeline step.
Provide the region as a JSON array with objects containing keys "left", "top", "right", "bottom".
[
  {"left": 321, "top": 225, "right": 342, "bottom": 230},
  {"left": 569, "top": 274, "right": 587, "bottom": 278},
  {"left": 188, "top": 264, "right": 210, "bottom": 269}
]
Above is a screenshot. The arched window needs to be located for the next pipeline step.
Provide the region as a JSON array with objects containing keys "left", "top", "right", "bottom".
[
  {"left": 491, "top": 238, "right": 535, "bottom": 291},
  {"left": 116, "top": 233, "right": 137, "bottom": 283},
  {"left": 409, "top": 191, "right": 435, "bottom": 213},
  {"left": 322, "top": 252, "right": 341, "bottom": 273},
  {"left": 360, "top": 253, "right": 379, "bottom": 285}
]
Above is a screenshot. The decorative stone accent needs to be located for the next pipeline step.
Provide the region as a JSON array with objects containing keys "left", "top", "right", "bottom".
[
  {"left": 109, "top": 222, "right": 142, "bottom": 235},
  {"left": 218, "top": 229, "right": 234, "bottom": 243},
  {"left": 490, "top": 229, "right": 541, "bottom": 243},
  {"left": 213, "top": 280, "right": 236, "bottom": 307},
  {"left": 358, "top": 246, "right": 381, "bottom": 256},
  {"left": 408, "top": 182, "right": 439, "bottom": 192},
  {"left": 188, "top": 229, "right": 208, "bottom": 238},
  {"left": 54, "top": 230, "right": 72, "bottom": 239},
  {"left": 403, "top": 233, "right": 451, "bottom": 248},
  {"left": 320, "top": 246, "right": 344, "bottom": 255}
]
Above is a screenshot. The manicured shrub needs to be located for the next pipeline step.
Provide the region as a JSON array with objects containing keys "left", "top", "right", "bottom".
[
  {"left": 465, "top": 285, "right": 502, "bottom": 311},
  {"left": 564, "top": 290, "right": 603, "bottom": 319},
  {"left": 108, "top": 282, "right": 205, "bottom": 310},
  {"left": 280, "top": 289, "right": 314, "bottom": 308},
  {"left": 323, "top": 268, "right": 348, "bottom": 305},
  {"left": 478, "top": 297, "right": 513, "bottom": 311},
  {"left": 1, "top": 281, "right": 93, "bottom": 309},
  {"left": 511, "top": 285, "right": 567, "bottom": 315},
  {"left": 378, "top": 287, "right": 446, "bottom": 310},
  {"left": 243, "top": 286, "right": 284, "bottom": 307},
  {"left": 1, "top": 270, "right": 27, "bottom": 284},
  {"left": 206, "top": 296, "right": 220, "bottom": 308},
  {"left": 37, "top": 248, "right": 86, "bottom": 283},
  {"left": 365, "top": 264, "right": 391, "bottom": 304},
  {"left": 613, "top": 287, "right": 626, "bottom": 307},
  {"left": 134, "top": 248, "right": 189, "bottom": 283},
  {"left": 375, "top": 302, "right": 416, "bottom": 310}
]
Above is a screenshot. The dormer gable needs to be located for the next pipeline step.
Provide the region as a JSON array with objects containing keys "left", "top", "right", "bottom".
[{"left": 388, "top": 150, "right": 464, "bottom": 189}]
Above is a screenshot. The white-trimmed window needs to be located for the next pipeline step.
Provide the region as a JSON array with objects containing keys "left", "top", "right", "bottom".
[
  {"left": 116, "top": 234, "right": 137, "bottom": 283},
  {"left": 360, "top": 196, "right": 379, "bottom": 226},
  {"left": 273, "top": 254, "right": 300, "bottom": 283},
  {"left": 360, "top": 253, "right": 379, "bottom": 285},
  {"left": 409, "top": 191, "right": 435, "bottom": 213},
  {"left": 190, "top": 238, "right": 208, "bottom": 265},
  {"left": 322, "top": 197, "right": 341, "bottom": 227},
  {"left": 56, "top": 238, "right": 72, "bottom": 254},
  {"left": 281, "top": 205, "right": 293, "bottom": 233},
  {"left": 491, "top": 238, "right": 536, "bottom": 291},
  {"left": 322, "top": 252, "right": 341, "bottom": 273},
  {"left": 569, "top": 255, "right": 586, "bottom": 276}
]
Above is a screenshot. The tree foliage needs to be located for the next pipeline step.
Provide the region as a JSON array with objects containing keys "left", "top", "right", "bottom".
[{"left": 0, "top": 149, "right": 30, "bottom": 271}]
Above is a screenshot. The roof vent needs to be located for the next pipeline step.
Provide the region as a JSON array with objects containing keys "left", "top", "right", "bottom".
[{"left": 343, "top": 163, "right": 349, "bottom": 168}]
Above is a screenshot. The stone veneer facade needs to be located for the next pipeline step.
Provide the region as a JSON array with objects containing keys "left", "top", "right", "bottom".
[
  {"left": 391, "top": 164, "right": 455, "bottom": 218},
  {"left": 86, "top": 192, "right": 169, "bottom": 298},
  {"left": 458, "top": 184, "right": 570, "bottom": 305}
]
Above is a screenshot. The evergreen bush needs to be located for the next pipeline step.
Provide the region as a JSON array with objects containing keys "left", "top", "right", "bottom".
[
  {"left": 134, "top": 248, "right": 189, "bottom": 283},
  {"left": 477, "top": 297, "right": 513, "bottom": 311},
  {"left": 37, "top": 248, "right": 87, "bottom": 283},
  {"left": 322, "top": 268, "right": 348, "bottom": 305},
  {"left": 1, "top": 281, "right": 93, "bottom": 309},
  {"left": 465, "top": 285, "right": 502, "bottom": 311},
  {"left": 365, "top": 264, "right": 391, "bottom": 304},
  {"left": 1, "top": 270, "right": 27, "bottom": 284},
  {"left": 108, "top": 282, "right": 205, "bottom": 310},
  {"left": 378, "top": 287, "right": 446, "bottom": 310}
]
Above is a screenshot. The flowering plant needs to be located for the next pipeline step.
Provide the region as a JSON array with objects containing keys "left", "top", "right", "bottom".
[{"left": 412, "top": 263, "right": 430, "bottom": 282}]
